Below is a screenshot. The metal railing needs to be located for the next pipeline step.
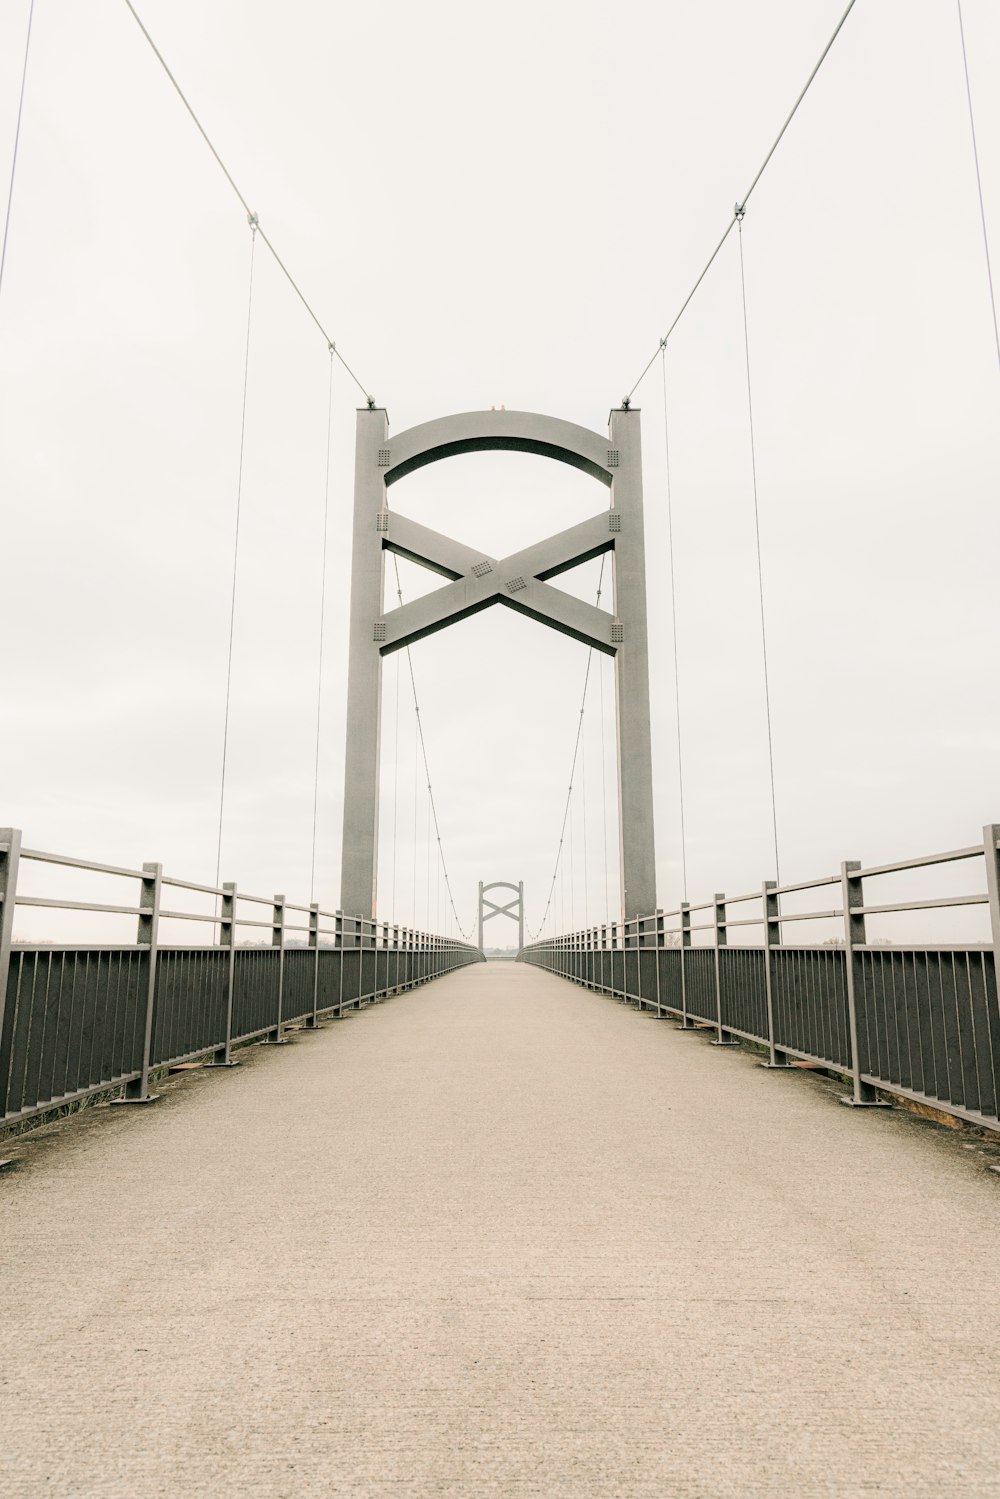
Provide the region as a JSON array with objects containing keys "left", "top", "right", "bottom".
[
  {"left": 0, "top": 829, "right": 481, "bottom": 1129},
  {"left": 521, "top": 823, "right": 1000, "bottom": 1133}
]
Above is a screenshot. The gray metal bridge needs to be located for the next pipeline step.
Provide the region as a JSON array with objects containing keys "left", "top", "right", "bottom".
[{"left": 3, "top": 1, "right": 1000, "bottom": 1495}]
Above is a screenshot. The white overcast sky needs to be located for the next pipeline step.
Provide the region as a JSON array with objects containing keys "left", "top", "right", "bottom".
[{"left": 1, "top": 0, "right": 999, "bottom": 946}]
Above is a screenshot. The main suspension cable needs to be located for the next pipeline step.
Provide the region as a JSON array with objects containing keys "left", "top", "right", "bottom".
[
  {"left": 0, "top": 0, "right": 35, "bottom": 307},
  {"left": 214, "top": 218, "right": 257, "bottom": 888},
  {"left": 736, "top": 212, "right": 781, "bottom": 885},
  {"left": 955, "top": 0, "right": 1000, "bottom": 379},
  {"left": 309, "top": 347, "right": 335, "bottom": 904},
  {"left": 392, "top": 555, "right": 475, "bottom": 940},
  {"left": 121, "top": 0, "right": 373, "bottom": 404},
  {"left": 624, "top": 0, "right": 861, "bottom": 404},
  {"left": 660, "top": 343, "right": 689, "bottom": 903}
]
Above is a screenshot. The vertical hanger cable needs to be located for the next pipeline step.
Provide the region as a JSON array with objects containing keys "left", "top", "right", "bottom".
[
  {"left": 736, "top": 212, "right": 781, "bottom": 884},
  {"left": 215, "top": 216, "right": 258, "bottom": 889},
  {"left": 660, "top": 344, "right": 689, "bottom": 903},
  {"left": 309, "top": 347, "right": 335, "bottom": 903}
]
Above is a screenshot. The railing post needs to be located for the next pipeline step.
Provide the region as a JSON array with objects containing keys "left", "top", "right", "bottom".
[
  {"left": 711, "top": 893, "right": 738, "bottom": 1046},
  {"left": 655, "top": 911, "right": 664, "bottom": 1013},
  {"left": 676, "top": 902, "right": 693, "bottom": 1027},
  {"left": 840, "top": 860, "right": 888, "bottom": 1108},
  {"left": 381, "top": 920, "right": 390, "bottom": 997},
  {"left": 761, "top": 879, "right": 792, "bottom": 1069},
  {"left": 207, "top": 881, "right": 239, "bottom": 1066},
  {"left": 265, "top": 893, "right": 289, "bottom": 1043},
  {"left": 119, "top": 861, "right": 162, "bottom": 1102},
  {"left": 716, "top": 893, "right": 740, "bottom": 1049},
  {"left": 332, "top": 911, "right": 343, "bottom": 1015},
  {"left": 0, "top": 828, "right": 22, "bottom": 1062},
  {"left": 984, "top": 824, "right": 1000, "bottom": 974},
  {"left": 306, "top": 903, "right": 322, "bottom": 1027}
]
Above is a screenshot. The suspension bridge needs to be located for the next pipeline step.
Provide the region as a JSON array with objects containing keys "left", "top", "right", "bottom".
[{"left": 2, "top": 2, "right": 1000, "bottom": 1496}]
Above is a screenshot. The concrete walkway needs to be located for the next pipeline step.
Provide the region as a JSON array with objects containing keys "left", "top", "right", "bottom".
[{"left": 2, "top": 960, "right": 1000, "bottom": 1498}]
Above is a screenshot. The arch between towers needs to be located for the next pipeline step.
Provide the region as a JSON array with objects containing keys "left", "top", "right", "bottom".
[{"left": 339, "top": 407, "right": 656, "bottom": 931}]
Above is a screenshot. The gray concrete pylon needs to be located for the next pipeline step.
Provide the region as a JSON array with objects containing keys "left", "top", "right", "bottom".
[
  {"left": 338, "top": 406, "right": 657, "bottom": 924},
  {"left": 340, "top": 407, "right": 388, "bottom": 920},
  {"left": 609, "top": 407, "right": 657, "bottom": 920},
  {"left": 478, "top": 880, "right": 525, "bottom": 953}
]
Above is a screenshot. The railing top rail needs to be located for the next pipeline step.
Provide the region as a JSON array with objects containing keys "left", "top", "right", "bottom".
[
  {"left": 772, "top": 873, "right": 841, "bottom": 897},
  {"left": 854, "top": 844, "right": 984, "bottom": 879},
  {"left": 161, "top": 875, "right": 225, "bottom": 897},
  {"left": 720, "top": 891, "right": 765, "bottom": 908},
  {"left": 20, "top": 847, "right": 148, "bottom": 880},
  {"left": 778, "top": 907, "right": 843, "bottom": 924}
]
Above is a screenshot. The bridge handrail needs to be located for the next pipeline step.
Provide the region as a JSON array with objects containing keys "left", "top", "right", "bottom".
[
  {"left": 525, "top": 832, "right": 999, "bottom": 949},
  {"left": 3, "top": 838, "right": 477, "bottom": 955},
  {"left": 0, "top": 827, "right": 481, "bottom": 1132},
  {"left": 520, "top": 821, "right": 1000, "bottom": 1134}
]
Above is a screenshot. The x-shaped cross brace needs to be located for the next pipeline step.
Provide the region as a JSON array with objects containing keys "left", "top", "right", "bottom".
[
  {"left": 376, "top": 509, "right": 620, "bottom": 656},
  {"left": 481, "top": 895, "right": 521, "bottom": 924}
]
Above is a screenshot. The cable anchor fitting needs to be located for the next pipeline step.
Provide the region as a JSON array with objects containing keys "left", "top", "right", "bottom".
[
  {"left": 247, "top": 210, "right": 259, "bottom": 232},
  {"left": 366, "top": 395, "right": 376, "bottom": 409},
  {"left": 734, "top": 201, "right": 746, "bottom": 222},
  {"left": 621, "top": 395, "right": 631, "bottom": 410}
]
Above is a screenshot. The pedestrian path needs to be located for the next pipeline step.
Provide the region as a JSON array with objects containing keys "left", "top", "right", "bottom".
[{"left": 2, "top": 960, "right": 999, "bottom": 1498}]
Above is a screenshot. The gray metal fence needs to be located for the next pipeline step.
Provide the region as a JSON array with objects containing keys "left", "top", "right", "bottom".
[
  {"left": 521, "top": 824, "right": 1000, "bottom": 1133},
  {"left": 0, "top": 830, "right": 481, "bottom": 1130}
]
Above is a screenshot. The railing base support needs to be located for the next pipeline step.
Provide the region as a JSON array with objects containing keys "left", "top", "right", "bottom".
[
  {"left": 263, "top": 1036, "right": 291, "bottom": 1046},
  {"left": 840, "top": 1095, "right": 892, "bottom": 1110},
  {"left": 204, "top": 1058, "right": 241, "bottom": 1068},
  {"left": 760, "top": 1060, "right": 795, "bottom": 1070},
  {"left": 0, "top": 1158, "right": 15, "bottom": 1171},
  {"left": 711, "top": 1038, "right": 740, "bottom": 1047},
  {"left": 111, "top": 1093, "right": 159, "bottom": 1106}
]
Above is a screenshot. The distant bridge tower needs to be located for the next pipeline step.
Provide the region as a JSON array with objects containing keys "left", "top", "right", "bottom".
[
  {"left": 339, "top": 407, "right": 656, "bottom": 925},
  {"left": 478, "top": 881, "right": 525, "bottom": 954}
]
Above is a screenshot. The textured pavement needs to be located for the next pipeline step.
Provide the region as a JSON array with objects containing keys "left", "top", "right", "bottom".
[{"left": 2, "top": 959, "right": 1000, "bottom": 1498}]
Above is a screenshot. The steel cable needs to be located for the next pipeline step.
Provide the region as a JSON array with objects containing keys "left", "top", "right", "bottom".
[
  {"left": 660, "top": 344, "right": 689, "bottom": 903},
  {"left": 309, "top": 348, "right": 335, "bottom": 903},
  {"left": 121, "top": 0, "right": 373, "bottom": 404},
  {"left": 526, "top": 556, "right": 607, "bottom": 941},
  {"left": 0, "top": 0, "right": 35, "bottom": 307},
  {"left": 737, "top": 214, "right": 781, "bottom": 885},
  {"left": 624, "top": 0, "right": 860, "bottom": 403},
  {"left": 392, "top": 555, "right": 475, "bottom": 940},
  {"left": 955, "top": 0, "right": 1000, "bottom": 379},
  {"left": 214, "top": 220, "right": 257, "bottom": 888}
]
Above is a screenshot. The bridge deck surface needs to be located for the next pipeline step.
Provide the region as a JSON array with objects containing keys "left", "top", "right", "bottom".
[{"left": 2, "top": 960, "right": 999, "bottom": 1498}]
